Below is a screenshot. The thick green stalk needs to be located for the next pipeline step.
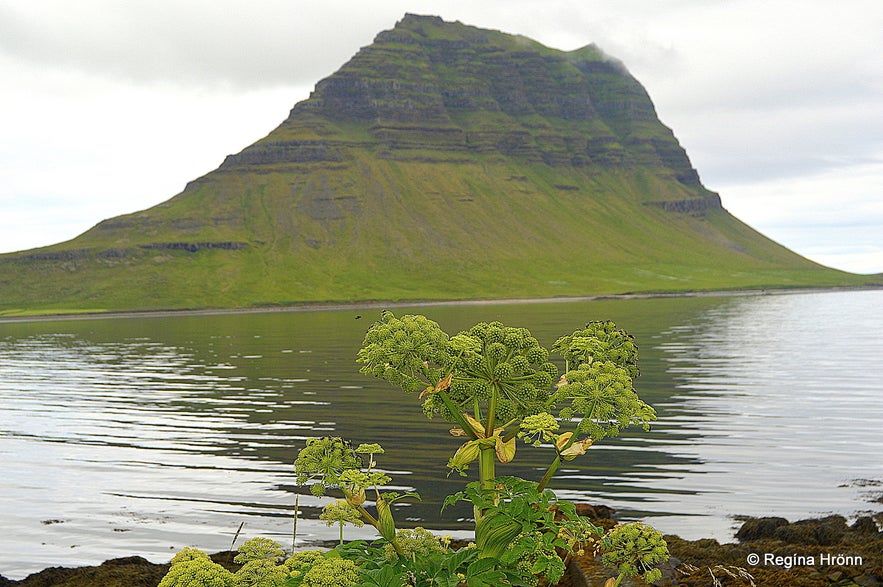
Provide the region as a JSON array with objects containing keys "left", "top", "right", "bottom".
[
  {"left": 536, "top": 454, "right": 561, "bottom": 493},
  {"left": 478, "top": 445, "right": 496, "bottom": 490},
  {"left": 476, "top": 387, "right": 499, "bottom": 521},
  {"left": 475, "top": 445, "right": 496, "bottom": 523},
  {"left": 482, "top": 386, "right": 500, "bottom": 486}
]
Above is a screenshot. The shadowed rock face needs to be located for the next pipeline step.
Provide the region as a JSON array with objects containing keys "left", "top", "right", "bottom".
[{"left": 227, "top": 13, "right": 702, "bottom": 180}]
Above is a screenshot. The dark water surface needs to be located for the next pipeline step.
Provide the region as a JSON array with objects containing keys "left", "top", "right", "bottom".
[{"left": 1, "top": 290, "right": 881, "bottom": 578}]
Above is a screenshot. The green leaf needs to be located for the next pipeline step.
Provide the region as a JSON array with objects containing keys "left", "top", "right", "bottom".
[
  {"left": 381, "top": 491, "right": 420, "bottom": 505},
  {"left": 448, "top": 546, "right": 477, "bottom": 571},
  {"left": 467, "top": 556, "right": 499, "bottom": 574},
  {"left": 375, "top": 497, "right": 397, "bottom": 543},
  {"left": 354, "top": 563, "right": 404, "bottom": 587},
  {"left": 441, "top": 490, "right": 467, "bottom": 512}
]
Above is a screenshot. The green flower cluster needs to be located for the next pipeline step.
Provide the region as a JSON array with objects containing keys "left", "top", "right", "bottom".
[
  {"left": 381, "top": 527, "right": 447, "bottom": 560},
  {"left": 160, "top": 539, "right": 361, "bottom": 587},
  {"left": 601, "top": 522, "right": 669, "bottom": 585},
  {"left": 354, "top": 443, "right": 384, "bottom": 455},
  {"left": 170, "top": 547, "right": 215, "bottom": 566},
  {"left": 294, "top": 437, "right": 362, "bottom": 497},
  {"left": 283, "top": 551, "right": 325, "bottom": 575},
  {"left": 358, "top": 312, "right": 558, "bottom": 426},
  {"left": 159, "top": 549, "right": 233, "bottom": 587},
  {"left": 338, "top": 468, "right": 391, "bottom": 492},
  {"left": 552, "top": 321, "right": 639, "bottom": 377},
  {"left": 321, "top": 500, "right": 365, "bottom": 544},
  {"left": 234, "top": 538, "right": 285, "bottom": 564},
  {"left": 320, "top": 500, "right": 364, "bottom": 528},
  {"left": 552, "top": 361, "right": 655, "bottom": 441},
  {"left": 518, "top": 412, "right": 560, "bottom": 447},
  {"left": 286, "top": 554, "right": 359, "bottom": 587},
  {"left": 502, "top": 530, "right": 567, "bottom": 587},
  {"left": 235, "top": 560, "right": 288, "bottom": 587},
  {"left": 356, "top": 311, "right": 451, "bottom": 394},
  {"left": 435, "top": 321, "right": 558, "bottom": 424}
]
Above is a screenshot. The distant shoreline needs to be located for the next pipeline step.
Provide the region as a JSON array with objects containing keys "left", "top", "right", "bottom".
[{"left": 2, "top": 285, "right": 881, "bottom": 324}]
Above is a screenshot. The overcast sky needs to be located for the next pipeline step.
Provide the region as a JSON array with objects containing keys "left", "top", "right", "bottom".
[{"left": 1, "top": 0, "right": 881, "bottom": 274}]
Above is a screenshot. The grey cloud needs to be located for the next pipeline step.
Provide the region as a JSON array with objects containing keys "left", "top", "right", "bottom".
[
  {"left": 662, "top": 82, "right": 883, "bottom": 186},
  {"left": 0, "top": 1, "right": 395, "bottom": 89}
]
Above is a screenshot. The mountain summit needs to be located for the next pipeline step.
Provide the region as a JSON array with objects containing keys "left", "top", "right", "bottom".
[{"left": 0, "top": 15, "right": 871, "bottom": 314}]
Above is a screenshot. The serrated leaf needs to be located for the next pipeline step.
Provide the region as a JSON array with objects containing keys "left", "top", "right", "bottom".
[
  {"left": 441, "top": 491, "right": 466, "bottom": 512},
  {"left": 467, "top": 556, "right": 499, "bottom": 575}
]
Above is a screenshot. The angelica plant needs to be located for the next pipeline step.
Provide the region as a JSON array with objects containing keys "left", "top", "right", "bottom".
[
  {"left": 290, "top": 557, "right": 359, "bottom": 587},
  {"left": 534, "top": 357, "right": 655, "bottom": 491},
  {"left": 164, "top": 312, "right": 668, "bottom": 587},
  {"left": 234, "top": 537, "right": 285, "bottom": 564},
  {"left": 294, "top": 437, "right": 362, "bottom": 497},
  {"left": 159, "top": 550, "right": 234, "bottom": 587},
  {"left": 358, "top": 311, "right": 558, "bottom": 492},
  {"left": 358, "top": 312, "right": 655, "bottom": 495},
  {"left": 601, "top": 522, "right": 670, "bottom": 586},
  {"left": 294, "top": 437, "right": 415, "bottom": 556},
  {"left": 355, "top": 312, "right": 666, "bottom": 584},
  {"left": 320, "top": 500, "right": 364, "bottom": 545},
  {"left": 551, "top": 320, "right": 640, "bottom": 376}
]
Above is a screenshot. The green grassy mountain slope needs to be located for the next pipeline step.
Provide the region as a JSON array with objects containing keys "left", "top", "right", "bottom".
[{"left": 0, "top": 14, "right": 876, "bottom": 315}]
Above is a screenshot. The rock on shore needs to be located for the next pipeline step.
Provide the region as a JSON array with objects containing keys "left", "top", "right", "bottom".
[{"left": 2, "top": 516, "right": 881, "bottom": 586}]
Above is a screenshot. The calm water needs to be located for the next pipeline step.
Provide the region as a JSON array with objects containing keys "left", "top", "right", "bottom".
[{"left": 1, "top": 290, "right": 881, "bottom": 578}]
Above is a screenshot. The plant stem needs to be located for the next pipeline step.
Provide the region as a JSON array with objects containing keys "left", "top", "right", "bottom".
[
  {"left": 342, "top": 488, "right": 405, "bottom": 557},
  {"left": 485, "top": 386, "right": 498, "bottom": 437},
  {"left": 438, "top": 390, "right": 478, "bottom": 440},
  {"left": 475, "top": 445, "right": 497, "bottom": 523},
  {"left": 478, "top": 445, "right": 496, "bottom": 490},
  {"left": 479, "top": 386, "right": 499, "bottom": 491},
  {"left": 536, "top": 454, "right": 561, "bottom": 492},
  {"left": 537, "top": 428, "right": 579, "bottom": 491},
  {"left": 291, "top": 496, "right": 298, "bottom": 555}
]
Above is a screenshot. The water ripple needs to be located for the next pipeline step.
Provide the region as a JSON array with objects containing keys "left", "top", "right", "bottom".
[{"left": 1, "top": 291, "right": 881, "bottom": 578}]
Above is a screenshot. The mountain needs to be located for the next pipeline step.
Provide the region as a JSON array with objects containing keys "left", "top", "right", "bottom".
[{"left": 0, "top": 14, "right": 876, "bottom": 315}]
